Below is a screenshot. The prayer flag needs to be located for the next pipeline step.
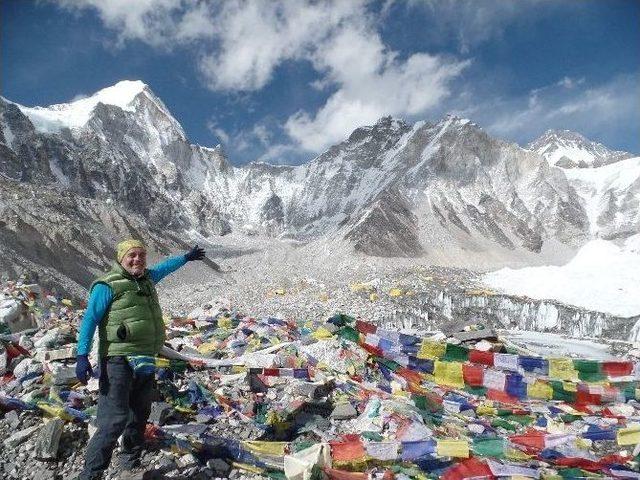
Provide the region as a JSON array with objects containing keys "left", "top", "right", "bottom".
[
  {"left": 418, "top": 340, "right": 446, "bottom": 360},
  {"left": 436, "top": 439, "right": 470, "bottom": 458},
  {"left": 434, "top": 361, "right": 465, "bottom": 388}
]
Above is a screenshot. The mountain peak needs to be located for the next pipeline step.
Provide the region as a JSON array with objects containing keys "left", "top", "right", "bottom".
[
  {"left": 528, "top": 129, "right": 632, "bottom": 168},
  {"left": 441, "top": 113, "right": 472, "bottom": 125},
  {"left": 14, "top": 79, "right": 155, "bottom": 134},
  {"left": 373, "top": 115, "right": 409, "bottom": 130}
]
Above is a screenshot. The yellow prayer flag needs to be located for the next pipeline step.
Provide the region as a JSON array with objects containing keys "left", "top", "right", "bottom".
[
  {"left": 433, "top": 361, "right": 464, "bottom": 388},
  {"left": 417, "top": 340, "right": 446, "bottom": 360},
  {"left": 548, "top": 358, "right": 578, "bottom": 381},
  {"left": 61, "top": 299, "right": 73, "bottom": 306},
  {"left": 505, "top": 448, "right": 533, "bottom": 461},
  {"left": 37, "top": 402, "right": 73, "bottom": 421},
  {"left": 562, "top": 381, "right": 577, "bottom": 392},
  {"left": 312, "top": 327, "right": 333, "bottom": 339},
  {"left": 616, "top": 424, "right": 640, "bottom": 446},
  {"left": 197, "top": 341, "right": 218, "bottom": 354},
  {"left": 576, "top": 438, "right": 591, "bottom": 450},
  {"left": 243, "top": 440, "right": 288, "bottom": 456},
  {"left": 389, "top": 288, "right": 403, "bottom": 297},
  {"left": 476, "top": 403, "right": 497, "bottom": 416},
  {"left": 527, "top": 380, "right": 553, "bottom": 400},
  {"left": 218, "top": 316, "right": 233, "bottom": 329},
  {"left": 436, "top": 439, "right": 469, "bottom": 458},
  {"left": 155, "top": 357, "right": 170, "bottom": 368}
]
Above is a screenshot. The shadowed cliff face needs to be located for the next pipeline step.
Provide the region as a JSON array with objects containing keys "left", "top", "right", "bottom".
[{"left": 0, "top": 175, "right": 201, "bottom": 296}]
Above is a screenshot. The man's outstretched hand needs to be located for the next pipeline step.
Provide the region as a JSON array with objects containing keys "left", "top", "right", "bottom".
[
  {"left": 76, "top": 354, "right": 93, "bottom": 385},
  {"left": 185, "top": 244, "right": 206, "bottom": 261}
]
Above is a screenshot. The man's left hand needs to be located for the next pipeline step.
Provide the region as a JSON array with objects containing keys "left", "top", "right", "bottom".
[{"left": 185, "top": 244, "right": 206, "bottom": 261}]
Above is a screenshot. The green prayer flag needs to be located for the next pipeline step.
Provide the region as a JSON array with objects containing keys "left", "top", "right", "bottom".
[
  {"left": 442, "top": 343, "right": 469, "bottom": 362},
  {"left": 551, "top": 381, "right": 576, "bottom": 403},
  {"left": 376, "top": 356, "right": 401, "bottom": 372},
  {"left": 560, "top": 414, "right": 582, "bottom": 423},
  {"left": 464, "top": 386, "right": 487, "bottom": 396},
  {"left": 472, "top": 437, "right": 505, "bottom": 457},
  {"left": 505, "top": 414, "right": 534, "bottom": 426},
  {"left": 338, "top": 326, "right": 360, "bottom": 343},
  {"left": 491, "top": 419, "right": 517, "bottom": 431},
  {"left": 412, "top": 393, "right": 443, "bottom": 413},
  {"left": 361, "top": 431, "right": 384, "bottom": 441},
  {"left": 573, "top": 359, "right": 605, "bottom": 382}
]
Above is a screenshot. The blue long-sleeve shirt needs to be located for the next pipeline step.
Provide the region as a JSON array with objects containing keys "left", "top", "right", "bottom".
[{"left": 77, "top": 254, "right": 187, "bottom": 355}]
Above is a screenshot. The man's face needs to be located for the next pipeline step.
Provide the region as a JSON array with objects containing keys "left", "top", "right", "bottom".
[{"left": 120, "top": 247, "right": 147, "bottom": 277}]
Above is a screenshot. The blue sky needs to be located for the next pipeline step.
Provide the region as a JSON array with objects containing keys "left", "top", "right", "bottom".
[{"left": 2, "top": 0, "right": 639, "bottom": 165}]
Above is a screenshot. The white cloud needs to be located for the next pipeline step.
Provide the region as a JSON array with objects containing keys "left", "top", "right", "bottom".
[
  {"left": 556, "top": 76, "right": 585, "bottom": 89},
  {"left": 55, "top": 0, "right": 185, "bottom": 47},
  {"left": 198, "top": 1, "right": 365, "bottom": 91},
  {"left": 285, "top": 21, "right": 469, "bottom": 151},
  {"left": 205, "top": 119, "right": 229, "bottom": 145}
]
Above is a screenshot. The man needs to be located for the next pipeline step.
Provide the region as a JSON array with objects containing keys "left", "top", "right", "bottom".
[{"left": 75, "top": 239, "right": 206, "bottom": 480}]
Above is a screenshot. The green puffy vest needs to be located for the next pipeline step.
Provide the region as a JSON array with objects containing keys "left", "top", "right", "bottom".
[{"left": 92, "top": 263, "right": 165, "bottom": 357}]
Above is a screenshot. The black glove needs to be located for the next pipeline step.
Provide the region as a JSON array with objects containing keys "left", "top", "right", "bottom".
[
  {"left": 185, "top": 244, "right": 206, "bottom": 261},
  {"left": 76, "top": 354, "right": 93, "bottom": 385}
]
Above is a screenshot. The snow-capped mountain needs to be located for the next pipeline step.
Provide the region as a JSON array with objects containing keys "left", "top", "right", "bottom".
[
  {"left": 1, "top": 80, "right": 637, "bottom": 293},
  {"left": 563, "top": 156, "right": 640, "bottom": 239},
  {"left": 528, "top": 129, "right": 633, "bottom": 168}
]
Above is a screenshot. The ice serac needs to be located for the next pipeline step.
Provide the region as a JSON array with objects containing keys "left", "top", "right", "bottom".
[{"left": 528, "top": 129, "right": 633, "bottom": 168}]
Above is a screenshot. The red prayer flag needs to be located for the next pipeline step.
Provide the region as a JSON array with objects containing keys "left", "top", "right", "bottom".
[
  {"left": 361, "top": 343, "right": 383, "bottom": 357},
  {"left": 602, "top": 361, "right": 633, "bottom": 377},
  {"left": 462, "top": 364, "right": 484, "bottom": 386},
  {"left": 469, "top": 349, "right": 494, "bottom": 366},
  {"left": 554, "top": 457, "right": 602, "bottom": 471},
  {"left": 510, "top": 429, "right": 545, "bottom": 450},
  {"left": 329, "top": 434, "right": 366, "bottom": 463},
  {"left": 355, "top": 320, "right": 377, "bottom": 335},
  {"left": 575, "top": 389, "right": 601, "bottom": 406},
  {"left": 324, "top": 468, "right": 368, "bottom": 480},
  {"left": 397, "top": 367, "right": 422, "bottom": 384},
  {"left": 442, "top": 457, "right": 494, "bottom": 480},
  {"left": 487, "top": 388, "right": 519, "bottom": 405}
]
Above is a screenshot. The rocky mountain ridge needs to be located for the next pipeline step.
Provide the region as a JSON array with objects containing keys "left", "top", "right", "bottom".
[{"left": 1, "top": 80, "right": 637, "bottom": 294}]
